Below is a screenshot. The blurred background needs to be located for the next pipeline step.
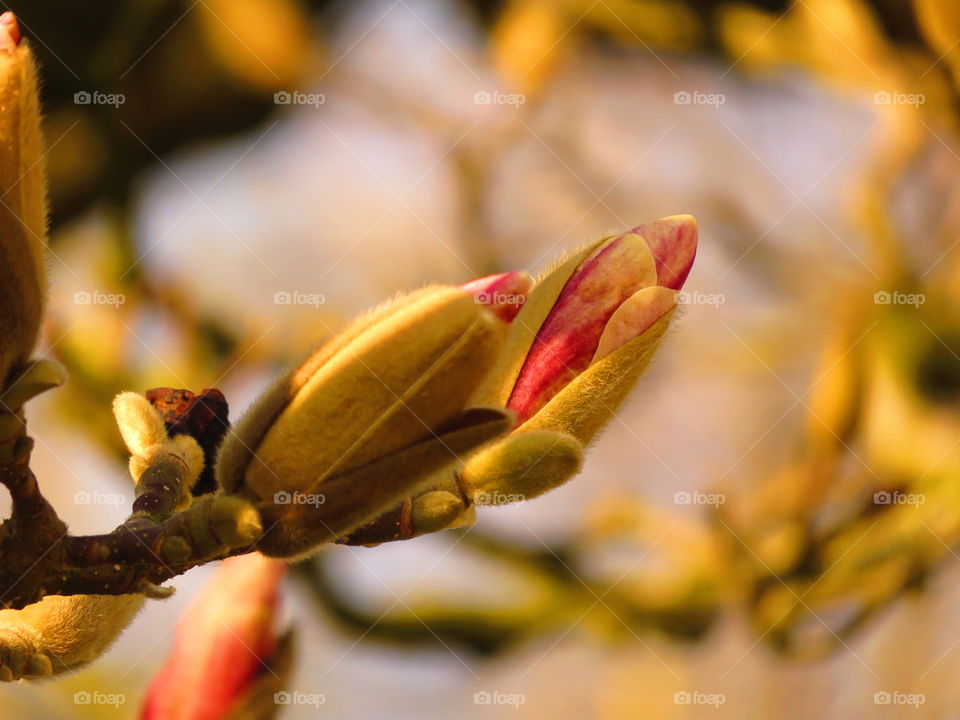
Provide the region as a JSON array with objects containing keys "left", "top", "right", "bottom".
[{"left": 5, "top": 0, "right": 960, "bottom": 717}]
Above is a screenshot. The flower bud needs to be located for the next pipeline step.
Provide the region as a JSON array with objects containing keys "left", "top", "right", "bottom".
[
  {"left": 333, "top": 272, "right": 533, "bottom": 544},
  {"left": 0, "top": 16, "right": 48, "bottom": 386},
  {"left": 114, "top": 392, "right": 204, "bottom": 492},
  {"left": 332, "top": 218, "right": 697, "bottom": 529},
  {"left": 218, "top": 286, "right": 509, "bottom": 500},
  {"left": 477, "top": 215, "right": 697, "bottom": 432},
  {"left": 459, "top": 430, "right": 583, "bottom": 502},
  {"left": 217, "top": 285, "right": 516, "bottom": 557},
  {"left": 142, "top": 554, "right": 290, "bottom": 720},
  {"left": 462, "top": 216, "right": 697, "bottom": 503}
]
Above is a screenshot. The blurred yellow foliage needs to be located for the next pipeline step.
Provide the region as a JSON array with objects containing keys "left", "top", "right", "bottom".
[{"left": 195, "top": 0, "right": 314, "bottom": 90}]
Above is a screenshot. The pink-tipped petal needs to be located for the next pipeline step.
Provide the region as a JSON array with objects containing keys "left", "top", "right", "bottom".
[
  {"left": 591, "top": 286, "right": 677, "bottom": 363},
  {"left": 141, "top": 555, "right": 286, "bottom": 720},
  {"left": 631, "top": 215, "right": 698, "bottom": 291},
  {"left": 0, "top": 12, "right": 20, "bottom": 49},
  {"left": 460, "top": 270, "right": 532, "bottom": 322},
  {"left": 508, "top": 233, "right": 656, "bottom": 422}
]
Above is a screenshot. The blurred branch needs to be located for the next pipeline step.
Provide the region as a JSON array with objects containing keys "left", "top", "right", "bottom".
[
  {"left": 293, "top": 544, "right": 540, "bottom": 656},
  {"left": 297, "top": 526, "right": 717, "bottom": 656}
]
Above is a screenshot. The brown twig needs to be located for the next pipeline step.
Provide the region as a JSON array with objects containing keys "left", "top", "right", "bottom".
[{"left": 0, "top": 386, "right": 259, "bottom": 610}]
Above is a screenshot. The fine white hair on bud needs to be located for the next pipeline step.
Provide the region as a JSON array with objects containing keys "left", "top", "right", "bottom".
[
  {"left": 113, "top": 392, "right": 205, "bottom": 486},
  {"left": 113, "top": 392, "right": 167, "bottom": 458}
]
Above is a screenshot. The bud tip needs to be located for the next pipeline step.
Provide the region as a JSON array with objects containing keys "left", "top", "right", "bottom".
[
  {"left": 0, "top": 13, "right": 21, "bottom": 49},
  {"left": 460, "top": 270, "right": 533, "bottom": 322},
  {"left": 632, "top": 214, "right": 698, "bottom": 291}
]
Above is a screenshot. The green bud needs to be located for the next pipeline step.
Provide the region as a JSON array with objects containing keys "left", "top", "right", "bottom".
[
  {"left": 411, "top": 491, "right": 466, "bottom": 534},
  {"left": 186, "top": 495, "right": 263, "bottom": 560},
  {"left": 460, "top": 430, "right": 584, "bottom": 503},
  {"left": 338, "top": 490, "right": 467, "bottom": 546}
]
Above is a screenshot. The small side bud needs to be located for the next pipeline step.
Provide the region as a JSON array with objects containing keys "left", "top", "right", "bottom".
[
  {"left": 113, "top": 392, "right": 168, "bottom": 458},
  {"left": 460, "top": 430, "right": 584, "bottom": 502},
  {"left": 337, "top": 490, "right": 468, "bottom": 546},
  {"left": 207, "top": 495, "right": 264, "bottom": 550},
  {"left": 179, "top": 495, "right": 263, "bottom": 560},
  {"left": 410, "top": 490, "right": 467, "bottom": 534},
  {"left": 115, "top": 392, "right": 205, "bottom": 496}
]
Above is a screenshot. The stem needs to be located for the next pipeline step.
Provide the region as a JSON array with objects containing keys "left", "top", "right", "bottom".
[{"left": 0, "top": 386, "right": 258, "bottom": 610}]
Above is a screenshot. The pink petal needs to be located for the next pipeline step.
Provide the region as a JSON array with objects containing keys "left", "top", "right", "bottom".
[
  {"left": 631, "top": 215, "right": 698, "bottom": 291},
  {"left": 141, "top": 555, "right": 286, "bottom": 720},
  {"left": 508, "top": 233, "right": 656, "bottom": 423},
  {"left": 460, "top": 270, "right": 532, "bottom": 322},
  {"left": 0, "top": 12, "right": 20, "bottom": 49}
]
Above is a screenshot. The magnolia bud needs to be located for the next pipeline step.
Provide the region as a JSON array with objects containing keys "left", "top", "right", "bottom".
[
  {"left": 142, "top": 554, "right": 290, "bottom": 720},
  {"left": 217, "top": 285, "right": 514, "bottom": 557},
  {"left": 460, "top": 430, "right": 584, "bottom": 503},
  {"left": 218, "top": 286, "right": 508, "bottom": 499},
  {"left": 336, "top": 218, "right": 697, "bottom": 525},
  {"left": 462, "top": 216, "right": 697, "bottom": 503},
  {"left": 0, "top": 16, "right": 48, "bottom": 386}
]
